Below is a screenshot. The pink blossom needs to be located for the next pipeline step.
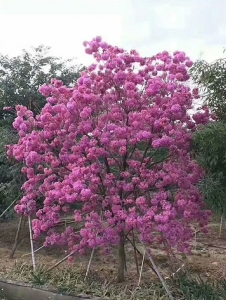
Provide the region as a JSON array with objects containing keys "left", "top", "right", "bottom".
[
  {"left": 7, "top": 37, "right": 212, "bottom": 260},
  {"left": 39, "top": 85, "right": 52, "bottom": 97},
  {"left": 171, "top": 104, "right": 182, "bottom": 113}
]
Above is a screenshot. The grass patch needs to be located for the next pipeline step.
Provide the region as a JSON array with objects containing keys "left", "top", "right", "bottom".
[
  {"left": 5, "top": 261, "right": 174, "bottom": 299},
  {"left": 4, "top": 261, "right": 226, "bottom": 299}
]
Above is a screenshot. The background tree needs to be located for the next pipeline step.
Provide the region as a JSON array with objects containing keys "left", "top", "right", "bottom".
[
  {"left": 0, "top": 45, "right": 84, "bottom": 115},
  {"left": 191, "top": 56, "right": 226, "bottom": 219},
  {"left": 193, "top": 122, "right": 226, "bottom": 216},
  {"left": 191, "top": 57, "right": 226, "bottom": 121},
  {"left": 0, "top": 46, "right": 84, "bottom": 217},
  {"left": 0, "top": 124, "right": 22, "bottom": 218}
]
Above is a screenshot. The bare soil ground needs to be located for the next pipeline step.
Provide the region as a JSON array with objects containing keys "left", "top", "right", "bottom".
[{"left": 0, "top": 215, "right": 226, "bottom": 296}]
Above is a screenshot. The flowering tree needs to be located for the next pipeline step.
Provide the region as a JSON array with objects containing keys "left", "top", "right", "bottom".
[{"left": 7, "top": 37, "right": 212, "bottom": 282}]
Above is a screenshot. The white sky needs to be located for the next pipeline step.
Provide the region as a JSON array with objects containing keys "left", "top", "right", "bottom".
[{"left": 0, "top": 0, "right": 226, "bottom": 65}]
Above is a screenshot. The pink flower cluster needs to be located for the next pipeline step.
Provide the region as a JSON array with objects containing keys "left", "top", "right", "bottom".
[{"left": 8, "top": 37, "right": 212, "bottom": 255}]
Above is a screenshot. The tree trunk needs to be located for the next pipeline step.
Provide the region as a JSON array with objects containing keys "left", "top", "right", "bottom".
[{"left": 117, "top": 232, "right": 126, "bottom": 282}]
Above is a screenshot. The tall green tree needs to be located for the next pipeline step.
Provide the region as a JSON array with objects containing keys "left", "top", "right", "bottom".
[
  {"left": 191, "top": 56, "right": 226, "bottom": 215},
  {"left": 0, "top": 45, "right": 84, "bottom": 114},
  {"left": 191, "top": 57, "right": 226, "bottom": 121},
  {"left": 0, "top": 125, "right": 22, "bottom": 218},
  {"left": 193, "top": 122, "right": 226, "bottom": 215}
]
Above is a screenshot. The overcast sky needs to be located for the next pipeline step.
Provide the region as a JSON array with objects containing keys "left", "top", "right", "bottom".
[{"left": 0, "top": 0, "right": 226, "bottom": 65}]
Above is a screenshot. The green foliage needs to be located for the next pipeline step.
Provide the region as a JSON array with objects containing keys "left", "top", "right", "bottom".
[
  {"left": 191, "top": 58, "right": 226, "bottom": 121},
  {"left": 193, "top": 122, "right": 226, "bottom": 214},
  {"left": 0, "top": 125, "right": 22, "bottom": 218},
  {"left": 191, "top": 55, "right": 226, "bottom": 215},
  {"left": 151, "top": 148, "right": 169, "bottom": 163},
  {"left": 198, "top": 175, "right": 226, "bottom": 215},
  {"left": 30, "top": 265, "right": 50, "bottom": 286},
  {"left": 0, "top": 45, "right": 84, "bottom": 113},
  {"left": 193, "top": 122, "right": 226, "bottom": 174},
  {"left": 177, "top": 274, "right": 226, "bottom": 300}
]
